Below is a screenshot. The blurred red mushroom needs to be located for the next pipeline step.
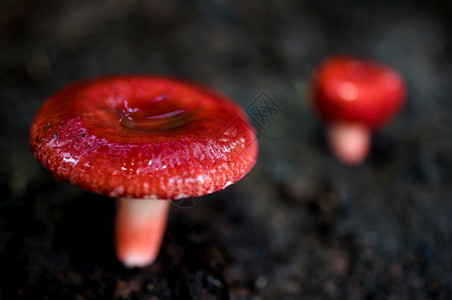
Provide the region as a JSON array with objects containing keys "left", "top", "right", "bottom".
[
  {"left": 30, "top": 76, "right": 257, "bottom": 267},
  {"left": 312, "top": 56, "right": 406, "bottom": 164}
]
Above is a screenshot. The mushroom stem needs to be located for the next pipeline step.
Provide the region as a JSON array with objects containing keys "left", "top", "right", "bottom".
[
  {"left": 115, "top": 198, "right": 170, "bottom": 268},
  {"left": 327, "top": 121, "right": 371, "bottom": 165}
]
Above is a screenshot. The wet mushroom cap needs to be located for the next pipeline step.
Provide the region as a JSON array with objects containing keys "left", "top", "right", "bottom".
[
  {"left": 312, "top": 56, "right": 405, "bottom": 130},
  {"left": 30, "top": 76, "right": 257, "bottom": 199}
]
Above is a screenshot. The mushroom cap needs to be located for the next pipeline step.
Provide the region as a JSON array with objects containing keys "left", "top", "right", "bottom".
[
  {"left": 312, "top": 56, "right": 405, "bottom": 130},
  {"left": 30, "top": 76, "right": 257, "bottom": 199}
]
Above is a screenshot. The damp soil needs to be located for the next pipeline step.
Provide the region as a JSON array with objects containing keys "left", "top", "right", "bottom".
[{"left": 1, "top": 1, "right": 451, "bottom": 299}]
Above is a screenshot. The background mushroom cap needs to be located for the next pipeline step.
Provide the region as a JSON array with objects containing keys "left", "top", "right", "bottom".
[
  {"left": 312, "top": 56, "right": 406, "bottom": 130},
  {"left": 29, "top": 76, "right": 258, "bottom": 199}
]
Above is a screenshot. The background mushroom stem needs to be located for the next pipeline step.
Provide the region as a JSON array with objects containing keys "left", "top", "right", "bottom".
[
  {"left": 115, "top": 198, "right": 170, "bottom": 268},
  {"left": 327, "top": 122, "right": 371, "bottom": 165}
]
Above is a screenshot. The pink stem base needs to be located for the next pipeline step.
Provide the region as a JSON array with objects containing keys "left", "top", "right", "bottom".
[
  {"left": 115, "top": 198, "right": 170, "bottom": 268},
  {"left": 327, "top": 122, "right": 371, "bottom": 165}
]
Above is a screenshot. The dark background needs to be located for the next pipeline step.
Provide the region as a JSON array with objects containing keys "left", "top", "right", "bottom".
[{"left": 1, "top": 0, "right": 451, "bottom": 299}]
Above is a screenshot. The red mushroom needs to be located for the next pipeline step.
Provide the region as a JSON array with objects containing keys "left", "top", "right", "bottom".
[
  {"left": 29, "top": 76, "right": 257, "bottom": 267},
  {"left": 312, "top": 56, "right": 405, "bottom": 164}
]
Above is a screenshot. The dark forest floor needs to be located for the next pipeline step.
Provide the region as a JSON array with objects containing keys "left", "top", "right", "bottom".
[{"left": 1, "top": 1, "right": 451, "bottom": 299}]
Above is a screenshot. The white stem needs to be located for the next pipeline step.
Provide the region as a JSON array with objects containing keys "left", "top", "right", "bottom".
[
  {"left": 327, "top": 122, "right": 371, "bottom": 165},
  {"left": 115, "top": 198, "right": 170, "bottom": 268}
]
